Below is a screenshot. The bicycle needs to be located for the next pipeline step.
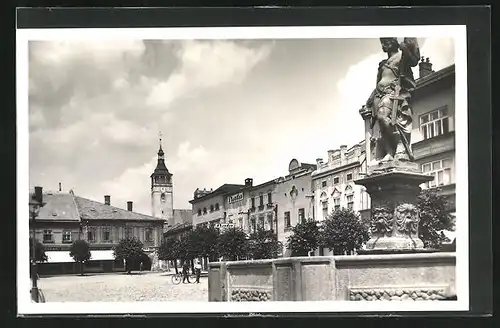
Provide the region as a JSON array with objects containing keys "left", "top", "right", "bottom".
[{"left": 171, "top": 272, "right": 196, "bottom": 285}]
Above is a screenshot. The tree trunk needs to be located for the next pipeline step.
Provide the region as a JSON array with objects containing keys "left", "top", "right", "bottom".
[
  {"left": 190, "top": 259, "right": 195, "bottom": 275},
  {"left": 173, "top": 260, "right": 178, "bottom": 274},
  {"left": 80, "top": 261, "right": 84, "bottom": 276}
]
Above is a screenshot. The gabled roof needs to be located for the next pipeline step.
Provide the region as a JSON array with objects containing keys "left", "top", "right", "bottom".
[
  {"left": 189, "top": 184, "right": 245, "bottom": 203},
  {"left": 74, "top": 196, "right": 164, "bottom": 222},
  {"left": 32, "top": 192, "right": 80, "bottom": 221}
]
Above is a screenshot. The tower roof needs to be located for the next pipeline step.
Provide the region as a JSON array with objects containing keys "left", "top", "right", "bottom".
[{"left": 151, "top": 132, "right": 172, "bottom": 178}]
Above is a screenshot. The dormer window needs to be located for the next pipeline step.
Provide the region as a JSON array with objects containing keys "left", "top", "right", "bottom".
[
  {"left": 215, "top": 203, "right": 220, "bottom": 211},
  {"left": 203, "top": 207, "right": 207, "bottom": 214},
  {"left": 197, "top": 209, "right": 202, "bottom": 216},
  {"left": 210, "top": 205, "right": 214, "bottom": 212}
]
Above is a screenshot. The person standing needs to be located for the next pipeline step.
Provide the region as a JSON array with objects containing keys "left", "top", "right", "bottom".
[
  {"left": 182, "top": 260, "right": 191, "bottom": 284},
  {"left": 194, "top": 258, "right": 202, "bottom": 284}
]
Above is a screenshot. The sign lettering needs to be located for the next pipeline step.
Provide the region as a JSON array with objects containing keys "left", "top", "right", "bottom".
[{"left": 228, "top": 192, "right": 244, "bottom": 204}]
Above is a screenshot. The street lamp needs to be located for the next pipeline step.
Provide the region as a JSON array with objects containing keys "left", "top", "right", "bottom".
[{"left": 29, "top": 186, "right": 44, "bottom": 303}]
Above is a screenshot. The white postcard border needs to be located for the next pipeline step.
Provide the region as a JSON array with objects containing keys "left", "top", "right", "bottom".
[{"left": 17, "top": 25, "right": 468, "bottom": 315}]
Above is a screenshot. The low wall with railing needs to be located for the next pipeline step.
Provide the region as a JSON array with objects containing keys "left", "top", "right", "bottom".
[{"left": 208, "top": 253, "right": 456, "bottom": 302}]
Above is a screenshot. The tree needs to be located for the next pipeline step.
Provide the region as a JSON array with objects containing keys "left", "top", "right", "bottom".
[
  {"left": 157, "top": 237, "right": 181, "bottom": 274},
  {"left": 113, "top": 238, "right": 145, "bottom": 274},
  {"left": 248, "top": 227, "right": 281, "bottom": 259},
  {"left": 29, "top": 238, "right": 48, "bottom": 263},
  {"left": 217, "top": 227, "right": 248, "bottom": 261},
  {"left": 321, "top": 208, "right": 370, "bottom": 255},
  {"left": 417, "top": 188, "right": 455, "bottom": 249},
  {"left": 190, "top": 225, "right": 220, "bottom": 262},
  {"left": 286, "top": 220, "right": 321, "bottom": 257},
  {"left": 69, "top": 239, "right": 91, "bottom": 276}
]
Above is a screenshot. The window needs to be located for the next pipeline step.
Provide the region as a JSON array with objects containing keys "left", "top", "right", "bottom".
[
  {"left": 215, "top": 203, "right": 220, "bottom": 211},
  {"left": 238, "top": 218, "right": 243, "bottom": 229},
  {"left": 62, "top": 230, "right": 72, "bottom": 243},
  {"left": 251, "top": 197, "right": 255, "bottom": 209},
  {"left": 43, "top": 230, "right": 53, "bottom": 243},
  {"left": 422, "top": 159, "right": 452, "bottom": 188},
  {"left": 145, "top": 228, "right": 153, "bottom": 242},
  {"left": 259, "top": 195, "right": 264, "bottom": 206},
  {"left": 210, "top": 205, "right": 214, "bottom": 212},
  {"left": 347, "top": 195, "right": 354, "bottom": 210},
  {"left": 197, "top": 208, "right": 202, "bottom": 216},
  {"left": 284, "top": 212, "right": 291, "bottom": 228},
  {"left": 125, "top": 227, "right": 133, "bottom": 239},
  {"left": 203, "top": 207, "right": 207, "bottom": 214},
  {"left": 267, "top": 214, "right": 273, "bottom": 231},
  {"left": 298, "top": 208, "right": 305, "bottom": 223},
  {"left": 346, "top": 173, "right": 353, "bottom": 181},
  {"left": 322, "top": 201, "right": 328, "bottom": 219},
  {"left": 333, "top": 198, "right": 341, "bottom": 211},
  {"left": 258, "top": 216, "right": 265, "bottom": 229},
  {"left": 267, "top": 192, "right": 272, "bottom": 204},
  {"left": 250, "top": 218, "right": 256, "bottom": 233},
  {"left": 333, "top": 177, "right": 339, "bottom": 184},
  {"left": 87, "top": 227, "right": 97, "bottom": 243},
  {"left": 322, "top": 180, "right": 327, "bottom": 187},
  {"left": 102, "top": 227, "right": 111, "bottom": 242},
  {"left": 420, "top": 107, "right": 450, "bottom": 140}
]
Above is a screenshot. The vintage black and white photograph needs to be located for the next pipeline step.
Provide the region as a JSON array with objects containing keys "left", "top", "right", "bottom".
[{"left": 17, "top": 24, "right": 468, "bottom": 314}]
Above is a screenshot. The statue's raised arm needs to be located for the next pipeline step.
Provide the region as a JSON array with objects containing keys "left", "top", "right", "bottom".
[{"left": 399, "top": 37, "right": 420, "bottom": 67}]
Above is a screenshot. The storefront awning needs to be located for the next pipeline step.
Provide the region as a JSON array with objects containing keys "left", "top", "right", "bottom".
[{"left": 45, "top": 250, "right": 115, "bottom": 263}]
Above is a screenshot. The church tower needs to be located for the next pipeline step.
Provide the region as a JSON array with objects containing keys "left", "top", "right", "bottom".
[{"left": 151, "top": 134, "right": 174, "bottom": 227}]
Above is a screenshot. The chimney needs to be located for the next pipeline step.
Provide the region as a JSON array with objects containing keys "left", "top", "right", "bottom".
[
  {"left": 340, "top": 145, "right": 348, "bottom": 165},
  {"left": 104, "top": 195, "right": 111, "bottom": 205},
  {"left": 34, "top": 186, "right": 43, "bottom": 204},
  {"left": 419, "top": 57, "right": 434, "bottom": 78},
  {"left": 316, "top": 158, "right": 323, "bottom": 166},
  {"left": 245, "top": 178, "right": 253, "bottom": 187},
  {"left": 127, "top": 201, "right": 133, "bottom": 211},
  {"left": 327, "top": 150, "right": 335, "bottom": 162},
  {"left": 58, "top": 182, "right": 62, "bottom": 192}
]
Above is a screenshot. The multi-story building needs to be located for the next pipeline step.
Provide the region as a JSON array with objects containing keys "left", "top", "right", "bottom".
[
  {"left": 247, "top": 179, "right": 276, "bottom": 234},
  {"left": 311, "top": 142, "right": 370, "bottom": 221},
  {"left": 30, "top": 188, "right": 165, "bottom": 275},
  {"left": 223, "top": 179, "right": 253, "bottom": 232},
  {"left": 411, "top": 60, "right": 456, "bottom": 214},
  {"left": 274, "top": 159, "right": 317, "bottom": 257}
]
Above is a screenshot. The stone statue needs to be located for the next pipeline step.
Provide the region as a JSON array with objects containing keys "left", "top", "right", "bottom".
[{"left": 364, "top": 37, "right": 420, "bottom": 162}]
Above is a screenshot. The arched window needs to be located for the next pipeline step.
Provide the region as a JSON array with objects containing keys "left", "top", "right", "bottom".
[
  {"left": 210, "top": 205, "right": 214, "bottom": 212},
  {"left": 203, "top": 207, "right": 207, "bottom": 214}
]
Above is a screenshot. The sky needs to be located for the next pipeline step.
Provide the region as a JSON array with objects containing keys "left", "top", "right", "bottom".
[{"left": 28, "top": 36, "right": 455, "bottom": 215}]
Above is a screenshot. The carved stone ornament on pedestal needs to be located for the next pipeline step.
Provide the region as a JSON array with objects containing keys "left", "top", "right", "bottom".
[{"left": 355, "top": 167, "right": 432, "bottom": 253}]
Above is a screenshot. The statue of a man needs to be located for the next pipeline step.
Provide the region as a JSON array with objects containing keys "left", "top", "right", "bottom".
[{"left": 365, "top": 37, "right": 420, "bottom": 162}]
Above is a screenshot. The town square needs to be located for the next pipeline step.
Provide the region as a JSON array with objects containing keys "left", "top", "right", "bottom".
[{"left": 24, "top": 30, "right": 460, "bottom": 306}]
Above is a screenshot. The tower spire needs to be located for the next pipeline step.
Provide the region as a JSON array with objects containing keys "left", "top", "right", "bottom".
[
  {"left": 159, "top": 131, "right": 163, "bottom": 150},
  {"left": 157, "top": 131, "right": 164, "bottom": 158}
]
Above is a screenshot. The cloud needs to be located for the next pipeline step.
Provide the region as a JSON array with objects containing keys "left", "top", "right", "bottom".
[
  {"left": 420, "top": 37, "right": 455, "bottom": 71},
  {"left": 146, "top": 40, "right": 273, "bottom": 108}
]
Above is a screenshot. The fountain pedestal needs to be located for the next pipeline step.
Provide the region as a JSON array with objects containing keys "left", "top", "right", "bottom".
[{"left": 355, "top": 160, "right": 434, "bottom": 254}]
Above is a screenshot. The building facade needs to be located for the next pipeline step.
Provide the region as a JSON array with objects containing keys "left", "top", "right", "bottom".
[
  {"left": 274, "top": 159, "right": 317, "bottom": 257},
  {"left": 30, "top": 189, "right": 165, "bottom": 275},
  {"left": 411, "top": 61, "right": 456, "bottom": 213},
  {"left": 311, "top": 142, "right": 370, "bottom": 222},
  {"left": 247, "top": 179, "right": 276, "bottom": 234}
]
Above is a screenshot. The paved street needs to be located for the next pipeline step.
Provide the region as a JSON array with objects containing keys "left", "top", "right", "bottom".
[{"left": 38, "top": 272, "right": 208, "bottom": 302}]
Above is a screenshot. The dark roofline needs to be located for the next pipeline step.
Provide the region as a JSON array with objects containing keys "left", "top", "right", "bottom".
[
  {"left": 75, "top": 196, "right": 165, "bottom": 222},
  {"left": 189, "top": 184, "right": 245, "bottom": 204},
  {"left": 415, "top": 64, "right": 455, "bottom": 91}
]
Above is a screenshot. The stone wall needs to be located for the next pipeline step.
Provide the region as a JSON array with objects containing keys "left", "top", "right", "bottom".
[{"left": 208, "top": 253, "right": 456, "bottom": 302}]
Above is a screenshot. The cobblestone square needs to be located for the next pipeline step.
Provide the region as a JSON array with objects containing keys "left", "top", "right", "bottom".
[{"left": 38, "top": 272, "right": 208, "bottom": 302}]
